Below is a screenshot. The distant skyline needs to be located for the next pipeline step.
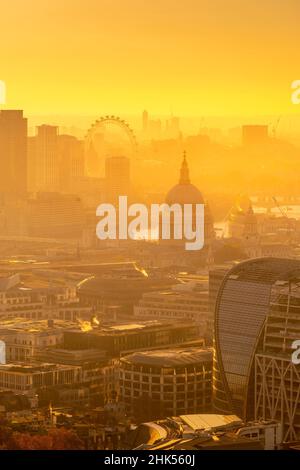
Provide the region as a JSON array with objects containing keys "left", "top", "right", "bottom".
[
  {"left": 0, "top": 0, "right": 300, "bottom": 116},
  {"left": 21, "top": 113, "right": 300, "bottom": 142}
]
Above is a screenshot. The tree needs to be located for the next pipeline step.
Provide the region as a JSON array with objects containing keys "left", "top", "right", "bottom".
[
  {"left": 7, "top": 428, "right": 84, "bottom": 450},
  {"left": 49, "top": 428, "right": 85, "bottom": 450}
]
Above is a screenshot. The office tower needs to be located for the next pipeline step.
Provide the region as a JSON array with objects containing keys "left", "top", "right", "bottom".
[
  {"left": 28, "top": 129, "right": 66, "bottom": 194},
  {"left": 213, "top": 257, "right": 300, "bottom": 441},
  {"left": 120, "top": 348, "right": 212, "bottom": 421},
  {"left": 166, "top": 116, "right": 180, "bottom": 139},
  {"left": 28, "top": 192, "right": 84, "bottom": 239},
  {"left": 242, "top": 125, "right": 269, "bottom": 146},
  {"left": 58, "top": 134, "right": 85, "bottom": 191},
  {"left": 86, "top": 137, "right": 103, "bottom": 177},
  {"left": 148, "top": 119, "right": 162, "bottom": 140},
  {"left": 35, "top": 125, "right": 59, "bottom": 191},
  {"left": 105, "top": 155, "right": 130, "bottom": 203},
  {"left": 27, "top": 135, "right": 37, "bottom": 192},
  {"left": 0, "top": 110, "right": 27, "bottom": 194},
  {"left": 142, "top": 110, "right": 148, "bottom": 134}
]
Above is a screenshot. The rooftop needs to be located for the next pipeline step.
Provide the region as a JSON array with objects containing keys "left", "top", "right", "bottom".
[
  {"left": 67, "top": 319, "right": 198, "bottom": 337},
  {"left": 0, "top": 318, "right": 78, "bottom": 335},
  {"left": 121, "top": 347, "right": 212, "bottom": 367},
  {"left": 128, "top": 414, "right": 281, "bottom": 450},
  {"left": 35, "top": 348, "right": 107, "bottom": 365},
  {"left": 0, "top": 361, "right": 79, "bottom": 374},
  {"left": 226, "top": 257, "right": 300, "bottom": 284}
]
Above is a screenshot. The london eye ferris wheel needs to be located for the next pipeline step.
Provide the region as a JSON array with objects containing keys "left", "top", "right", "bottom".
[{"left": 85, "top": 115, "right": 138, "bottom": 176}]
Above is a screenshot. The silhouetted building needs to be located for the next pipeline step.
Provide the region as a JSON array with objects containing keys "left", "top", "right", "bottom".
[
  {"left": 142, "top": 110, "right": 148, "bottom": 135},
  {"left": 105, "top": 156, "right": 130, "bottom": 203},
  {"left": 148, "top": 119, "right": 162, "bottom": 140},
  {"left": 58, "top": 135, "right": 85, "bottom": 191},
  {"left": 28, "top": 124, "right": 59, "bottom": 191},
  {"left": 164, "top": 152, "right": 214, "bottom": 247},
  {"left": 34, "top": 125, "right": 59, "bottom": 191},
  {"left": 0, "top": 110, "right": 27, "bottom": 194},
  {"left": 139, "top": 152, "right": 214, "bottom": 268},
  {"left": 166, "top": 116, "right": 180, "bottom": 139},
  {"left": 28, "top": 192, "right": 85, "bottom": 239},
  {"left": 242, "top": 125, "right": 269, "bottom": 146},
  {"left": 86, "top": 140, "right": 101, "bottom": 177}
]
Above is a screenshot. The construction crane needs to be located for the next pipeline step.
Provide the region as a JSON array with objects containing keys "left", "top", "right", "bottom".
[
  {"left": 272, "top": 116, "right": 281, "bottom": 138},
  {"left": 272, "top": 196, "right": 294, "bottom": 240},
  {"left": 272, "top": 196, "right": 289, "bottom": 218}
]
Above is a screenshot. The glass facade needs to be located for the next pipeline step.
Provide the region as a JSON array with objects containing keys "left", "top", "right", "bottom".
[{"left": 213, "top": 258, "right": 300, "bottom": 420}]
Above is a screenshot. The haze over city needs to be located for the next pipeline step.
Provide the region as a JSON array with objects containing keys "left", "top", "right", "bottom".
[{"left": 0, "top": 0, "right": 300, "bottom": 455}]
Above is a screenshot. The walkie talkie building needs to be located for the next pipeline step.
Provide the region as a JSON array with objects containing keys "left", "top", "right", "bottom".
[{"left": 213, "top": 258, "right": 300, "bottom": 441}]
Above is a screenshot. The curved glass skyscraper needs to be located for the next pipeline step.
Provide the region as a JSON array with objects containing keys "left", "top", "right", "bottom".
[{"left": 213, "top": 258, "right": 300, "bottom": 441}]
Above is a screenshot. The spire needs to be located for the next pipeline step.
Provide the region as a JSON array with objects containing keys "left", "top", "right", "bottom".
[
  {"left": 179, "top": 150, "right": 190, "bottom": 184},
  {"left": 247, "top": 204, "right": 254, "bottom": 215}
]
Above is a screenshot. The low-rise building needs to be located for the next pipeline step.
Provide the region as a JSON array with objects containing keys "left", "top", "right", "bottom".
[
  {"left": 0, "top": 272, "right": 92, "bottom": 321},
  {"left": 0, "top": 362, "right": 81, "bottom": 395},
  {"left": 36, "top": 348, "right": 119, "bottom": 406},
  {"left": 0, "top": 318, "right": 77, "bottom": 362},
  {"left": 133, "top": 282, "right": 208, "bottom": 334},
  {"left": 64, "top": 320, "right": 203, "bottom": 357},
  {"left": 119, "top": 347, "right": 212, "bottom": 421}
]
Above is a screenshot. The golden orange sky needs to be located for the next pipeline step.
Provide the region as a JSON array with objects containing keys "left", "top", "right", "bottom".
[{"left": 0, "top": 0, "right": 299, "bottom": 116}]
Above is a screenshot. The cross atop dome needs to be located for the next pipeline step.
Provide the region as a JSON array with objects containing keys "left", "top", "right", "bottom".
[{"left": 179, "top": 150, "right": 190, "bottom": 184}]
